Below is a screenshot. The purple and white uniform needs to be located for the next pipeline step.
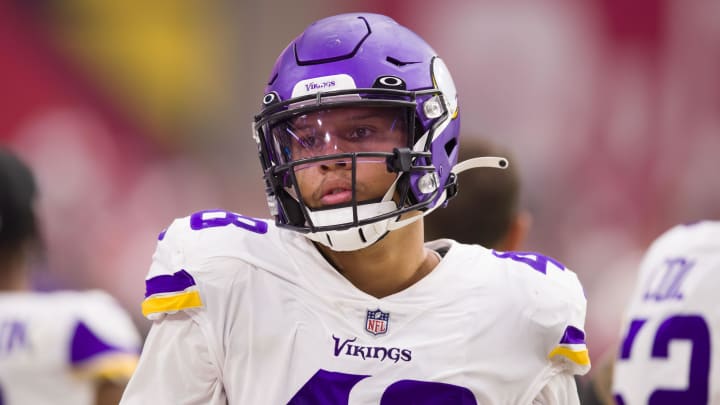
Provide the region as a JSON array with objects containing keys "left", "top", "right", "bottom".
[
  {"left": 121, "top": 210, "right": 590, "bottom": 405},
  {"left": 613, "top": 220, "right": 720, "bottom": 404},
  {"left": 0, "top": 290, "right": 141, "bottom": 404}
]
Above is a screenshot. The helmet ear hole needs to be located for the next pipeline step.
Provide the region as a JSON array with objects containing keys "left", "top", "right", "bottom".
[{"left": 444, "top": 138, "right": 458, "bottom": 159}]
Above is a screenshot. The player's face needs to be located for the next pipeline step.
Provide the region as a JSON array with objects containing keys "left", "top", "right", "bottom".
[{"left": 271, "top": 106, "right": 409, "bottom": 208}]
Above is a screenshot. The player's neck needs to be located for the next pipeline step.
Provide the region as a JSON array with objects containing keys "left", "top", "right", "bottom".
[{"left": 316, "top": 218, "right": 440, "bottom": 298}]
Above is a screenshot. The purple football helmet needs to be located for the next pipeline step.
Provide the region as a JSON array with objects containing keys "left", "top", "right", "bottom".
[{"left": 253, "top": 13, "right": 461, "bottom": 251}]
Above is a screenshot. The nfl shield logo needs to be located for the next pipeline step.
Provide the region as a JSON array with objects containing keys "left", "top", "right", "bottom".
[{"left": 365, "top": 308, "right": 389, "bottom": 335}]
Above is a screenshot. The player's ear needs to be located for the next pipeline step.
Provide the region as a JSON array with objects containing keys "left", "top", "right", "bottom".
[{"left": 496, "top": 210, "right": 532, "bottom": 251}]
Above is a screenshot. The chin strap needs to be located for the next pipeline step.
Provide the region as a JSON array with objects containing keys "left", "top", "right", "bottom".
[{"left": 452, "top": 156, "right": 508, "bottom": 174}]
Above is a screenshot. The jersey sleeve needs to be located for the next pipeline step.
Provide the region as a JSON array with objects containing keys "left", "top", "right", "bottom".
[
  {"left": 126, "top": 216, "right": 230, "bottom": 403},
  {"left": 119, "top": 312, "right": 226, "bottom": 405},
  {"left": 141, "top": 217, "right": 205, "bottom": 320},
  {"left": 69, "top": 291, "right": 142, "bottom": 382},
  {"left": 540, "top": 263, "right": 590, "bottom": 376},
  {"left": 500, "top": 251, "right": 590, "bottom": 376}
]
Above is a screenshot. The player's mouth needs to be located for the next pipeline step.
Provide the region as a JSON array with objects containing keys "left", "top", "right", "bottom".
[
  {"left": 316, "top": 177, "right": 355, "bottom": 206},
  {"left": 320, "top": 187, "right": 353, "bottom": 205}
]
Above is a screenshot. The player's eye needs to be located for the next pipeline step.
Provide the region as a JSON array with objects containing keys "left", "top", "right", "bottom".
[{"left": 346, "top": 127, "right": 375, "bottom": 141}]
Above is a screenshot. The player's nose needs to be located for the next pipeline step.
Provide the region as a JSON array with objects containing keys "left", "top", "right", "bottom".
[
  {"left": 319, "top": 143, "right": 352, "bottom": 171},
  {"left": 320, "top": 158, "right": 351, "bottom": 171}
]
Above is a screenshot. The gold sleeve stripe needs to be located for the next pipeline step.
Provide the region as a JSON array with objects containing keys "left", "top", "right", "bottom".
[
  {"left": 141, "top": 290, "right": 203, "bottom": 317},
  {"left": 73, "top": 353, "right": 139, "bottom": 382},
  {"left": 548, "top": 346, "right": 591, "bottom": 366}
]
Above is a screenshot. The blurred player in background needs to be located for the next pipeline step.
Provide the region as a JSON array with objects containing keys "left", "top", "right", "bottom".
[
  {"left": 122, "top": 13, "right": 589, "bottom": 404},
  {"left": 0, "top": 148, "right": 141, "bottom": 405},
  {"left": 611, "top": 220, "right": 720, "bottom": 404},
  {"left": 424, "top": 139, "right": 531, "bottom": 252}
]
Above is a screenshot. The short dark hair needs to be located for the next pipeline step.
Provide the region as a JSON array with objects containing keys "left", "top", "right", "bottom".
[
  {"left": 425, "top": 139, "right": 520, "bottom": 247},
  {"left": 0, "top": 148, "right": 39, "bottom": 259}
]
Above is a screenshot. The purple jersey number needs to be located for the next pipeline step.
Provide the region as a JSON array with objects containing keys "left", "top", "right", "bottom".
[
  {"left": 189, "top": 209, "right": 268, "bottom": 234},
  {"left": 287, "top": 369, "right": 476, "bottom": 404},
  {"left": 492, "top": 250, "right": 565, "bottom": 274},
  {"left": 615, "top": 315, "right": 710, "bottom": 404}
]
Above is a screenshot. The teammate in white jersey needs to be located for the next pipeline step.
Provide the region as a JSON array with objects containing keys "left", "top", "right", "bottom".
[
  {"left": 121, "top": 13, "right": 590, "bottom": 404},
  {"left": 0, "top": 148, "right": 141, "bottom": 405},
  {"left": 612, "top": 220, "right": 720, "bottom": 404}
]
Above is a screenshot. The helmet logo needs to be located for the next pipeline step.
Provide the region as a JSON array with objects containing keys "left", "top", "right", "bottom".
[{"left": 431, "top": 58, "right": 458, "bottom": 116}]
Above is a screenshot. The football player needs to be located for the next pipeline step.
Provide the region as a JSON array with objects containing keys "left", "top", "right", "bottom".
[
  {"left": 122, "top": 13, "right": 589, "bottom": 404},
  {"left": 612, "top": 220, "right": 720, "bottom": 404},
  {"left": 0, "top": 148, "right": 141, "bottom": 405}
]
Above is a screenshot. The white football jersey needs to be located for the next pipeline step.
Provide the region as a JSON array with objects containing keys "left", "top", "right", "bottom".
[
  {"left": 613, "top": 220, "right": 720, "bottom": 404},
  {"left": 0, "top": 290, "right": 141, "bottom": 405},
  {"left": 122, "top": 210, "right": 589, "bottom": 405}
]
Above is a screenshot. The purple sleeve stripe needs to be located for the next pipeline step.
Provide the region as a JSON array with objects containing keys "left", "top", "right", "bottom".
[
  {"left": 145, "top": 269, "right": 196, "bottom": 298},
  {"left": 559, "top": 325, "right": 586, "bottom": 345},
  {"left": 70, "top": 320, "right": 135, "bottom": 365}
]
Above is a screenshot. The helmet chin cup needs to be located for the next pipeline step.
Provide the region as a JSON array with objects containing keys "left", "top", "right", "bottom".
[
  {"left": 305, "top": 201, "right": 398, "bottom": 251},
  {"left": 305, "top": 222, "right": 391, "bottom": 251}
]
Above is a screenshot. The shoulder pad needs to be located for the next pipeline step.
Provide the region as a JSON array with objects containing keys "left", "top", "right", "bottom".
[
  {"left": 491, "top": 250, "right": 590, "bottom": 374},
  {"left": 141, "top": 210, "right": 273, "bottom": 320}
]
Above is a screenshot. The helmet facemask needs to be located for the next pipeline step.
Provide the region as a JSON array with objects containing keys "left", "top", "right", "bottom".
[{"left": 255, "top": 92, "right": 444, "bottom": 251}]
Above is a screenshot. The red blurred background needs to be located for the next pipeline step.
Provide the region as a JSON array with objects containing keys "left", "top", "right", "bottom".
[{"left": 2, "top": 0, "right": 719, "bottom": 381}]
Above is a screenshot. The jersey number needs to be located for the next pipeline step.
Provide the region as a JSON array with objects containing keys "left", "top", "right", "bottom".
[
  {"left": 287, "top": 369, "right": 476, "bottom": 404},
  {"left": 492, "top": 250, "right": 565, "bottom": 274},
  {"left": 189, "top": 209, "right": 267, "bottom": 234},
  {"left": 614, "top": 315, "right": 710, "bottom": 404}
]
